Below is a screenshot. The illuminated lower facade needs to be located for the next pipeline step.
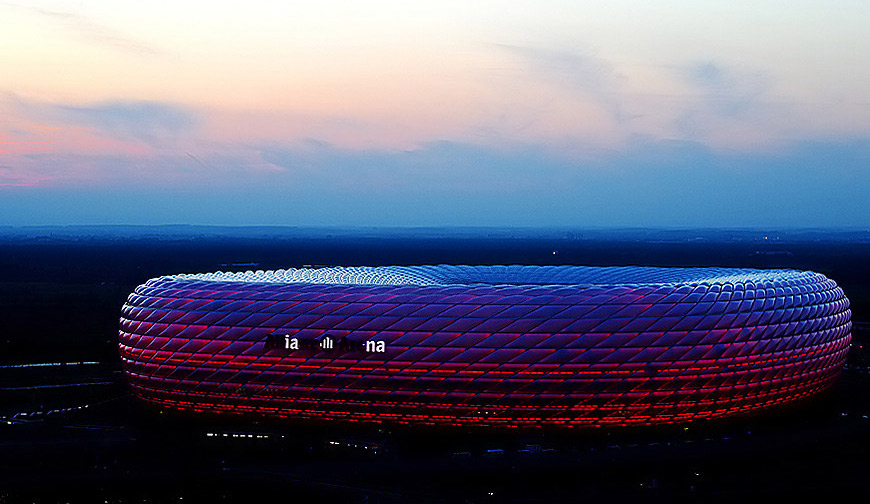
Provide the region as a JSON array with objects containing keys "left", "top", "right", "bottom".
[{"left": 119, "top": 265, "right": 851, "bottom": 428}]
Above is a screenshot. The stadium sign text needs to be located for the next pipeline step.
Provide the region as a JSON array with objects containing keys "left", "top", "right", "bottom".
[{"left": 264, "top": 333, "right": 386, "bottom": 354}]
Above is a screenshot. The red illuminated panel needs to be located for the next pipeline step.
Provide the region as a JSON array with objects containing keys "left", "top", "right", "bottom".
[{"left": 118, "top": 265, "right": 852, "bottom": 428}]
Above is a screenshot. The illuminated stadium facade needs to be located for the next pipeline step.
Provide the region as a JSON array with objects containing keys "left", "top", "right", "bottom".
[{"left": 119, "top": 265, "right": 851, "bottom": 428}]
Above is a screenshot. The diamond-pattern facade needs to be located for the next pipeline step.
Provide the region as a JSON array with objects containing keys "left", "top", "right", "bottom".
[{"left": 118, "top": 265, "right": 852, "bottom": 427}]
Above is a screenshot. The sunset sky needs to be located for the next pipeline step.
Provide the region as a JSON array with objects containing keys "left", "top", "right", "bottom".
[{"left": 1, "top": 1, "right": 868, "bottom": 227}]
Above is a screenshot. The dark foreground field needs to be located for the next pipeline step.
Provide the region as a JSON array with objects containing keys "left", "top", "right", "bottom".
[{"left": 0, "top": 228, "right": 868, "bottom": 502}]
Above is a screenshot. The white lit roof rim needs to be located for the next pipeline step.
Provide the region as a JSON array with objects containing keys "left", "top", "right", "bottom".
[{"left": 165, "top": 265, "right": 818, "bottom": 287}]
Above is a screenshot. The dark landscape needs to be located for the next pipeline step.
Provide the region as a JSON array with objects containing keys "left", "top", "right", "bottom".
[{"left": 1, "top": 227, "right": 868, "bottom": 502}]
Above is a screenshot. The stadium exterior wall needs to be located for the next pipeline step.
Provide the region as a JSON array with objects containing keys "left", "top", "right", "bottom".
[{"left": 118, "top": 265, "right": 852, "bottom": 428}]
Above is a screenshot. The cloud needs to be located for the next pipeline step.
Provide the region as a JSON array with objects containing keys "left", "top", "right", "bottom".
[
  {"left": 260, "top": 140, "right": 571, "bottom": 194},
  {"left": 2, "top": 2, "right": 159, "bottom": 55},
  {"left": 683, "top": 61, "right": 769, "bottom": 117},
  {"left": 5, "top": 148, "right": 273, "bottom": 189},
  {"left": 7, "top": 95, "right": 197, "bottom": 145},
  {"left": 0, "top": 165, "right": 48, "bottom": 187},
  {"left": 496, "top": 45, "right": 797, "bottom": 148},
  {"left": 57, "top": 101, "right": 196, "bottom": 142},
  {"left": 664, "top": 60, "right": 778, "bottom": 143},
  {"left": 2, "top": 136, "right": 868, "bottom": 227},
  {"left": 498, "top": 44, "right": 628, "bottom": 122}
]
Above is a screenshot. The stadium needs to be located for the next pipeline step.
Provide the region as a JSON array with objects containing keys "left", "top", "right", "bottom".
[{"left": 118, "top": 265, "right": 852, "bottom": 428}]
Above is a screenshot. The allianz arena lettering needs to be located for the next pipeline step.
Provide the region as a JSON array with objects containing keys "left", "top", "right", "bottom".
[
  {"left": 118, "top": 265, "right": 852, "bottom": 428},
  {"left": 263, "top": 333, "right": 388, "bottom": 354}
]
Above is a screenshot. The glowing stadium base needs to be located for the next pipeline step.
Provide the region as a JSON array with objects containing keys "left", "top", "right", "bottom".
[{"left": 119, "top": 265, "right": 851, "bottom": 428}]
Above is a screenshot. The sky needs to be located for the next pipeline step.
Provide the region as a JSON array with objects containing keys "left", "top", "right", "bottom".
[{"left": 1, "top": 0, "right": 868, "bottom": 228}]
